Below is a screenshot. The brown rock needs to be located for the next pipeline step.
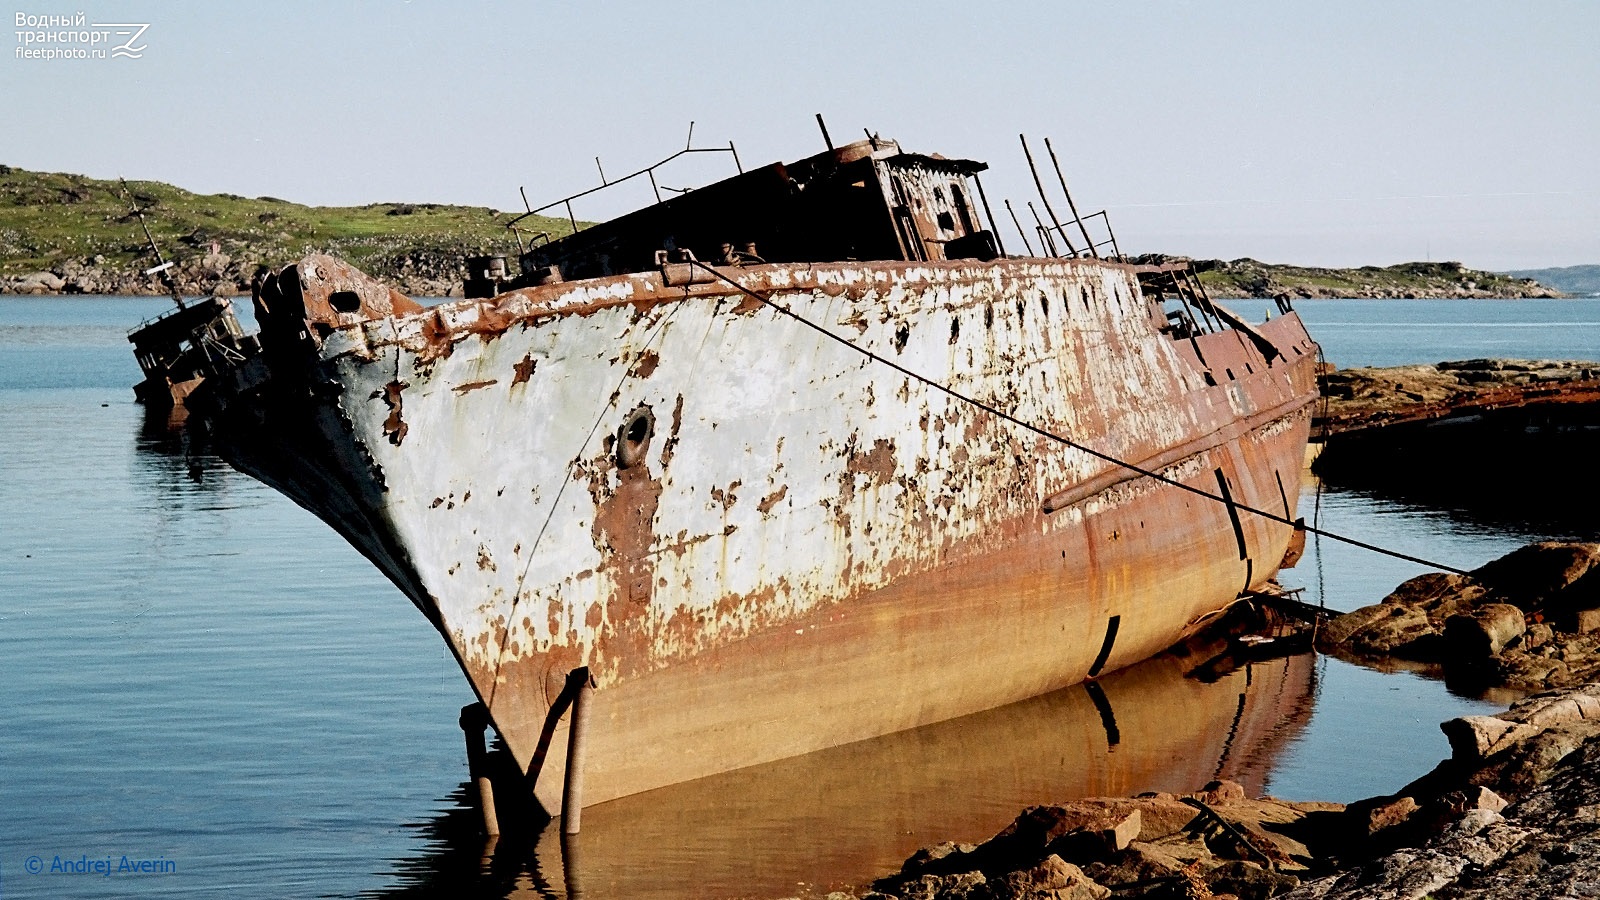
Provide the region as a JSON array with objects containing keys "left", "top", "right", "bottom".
[
  {"left": 1318, "top": 601, "right": 1443, "bottom": 657},
  {"left": 1101, "top": 809, "right": 1143, "bottom": 853},
  {"left": 1364, "top": 796, "right": 1420, "bottom": 837},
  {"left": 1472, "top": 543, "right": 1600, "bottom": 608},
  {"left": 1124, "top": 796, "right": 1207, "bottom": 841},
  {"left": 890, "top": 871, "right": 987, "bottom": 899},
  {"left": 1466, "top": 785, "right": 1509, "bottom": 813},
  {"left": 1044, "top": 809, "right": 1145, "bottom": 863},
  {"left": 1489, "top": 652, "right": 1568, "bottom": 689},
  {"left": 1442, "top": 715, "right": 1540, "bottom": 761},
  {"left": 930, "top": 803, "right": 1148, "bottom": 879},
  {"left": 1505, "top": 686, "right": 1600, "bottom": 729},
  {"left": 1198, "top": 781, "right": 1248, "bottom": 805},
  {"left": 1388, "top": 571, "right": 1489, "bottom": 614},
  {"left": 1444, "top": 603, "right": 1526, "bottom": 658},
  {"left": 1569, "top": 607, "right": 1600, "bottom": 635},
  {"left": 901, "top": 842, "right": 978, "bottom": 875},
  {"left": 1081, "top": 842, "right": 1188, "bottom": 890},
  {"left": 987, "top": 855, "right": 1109, "bottom": 900},
  {"left": 1316, "top": 601, "right": 1398, "bottom": 647},
  {"left": 1470, "top": 722, "right": 1600, "bottom": 799},
  {"left": 1204, "top": 860, "right": 1300, "bottom": 900}
]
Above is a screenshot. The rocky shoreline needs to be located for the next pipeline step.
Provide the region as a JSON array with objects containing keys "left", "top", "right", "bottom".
[
  {"left": 818, "top": 684, "right": 1600, "bottom": 900},
  {"left": 803, "top": 546, "right": 1600, "bottom": 900},
  {"left": 1316, "top": 359, "right": 1600, "bottom": 437},
  {"left": 0, "top": 249, "right": 467, "bottom": 300}
]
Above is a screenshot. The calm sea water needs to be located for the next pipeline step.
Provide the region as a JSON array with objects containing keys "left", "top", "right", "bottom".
[{"left": 1, "top": 296, "right": 1595, "bottom": 899}]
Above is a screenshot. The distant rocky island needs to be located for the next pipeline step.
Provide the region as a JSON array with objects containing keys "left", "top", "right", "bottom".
[
  {"left": 0, "top": 164, "right": 1576, "bottom": 300},
  {"left": 1507, "top": 264, "right": 1600, "bottom": 298},
  {"left": 1180, "top": 256, "right": 1564, "bottom": 300}
]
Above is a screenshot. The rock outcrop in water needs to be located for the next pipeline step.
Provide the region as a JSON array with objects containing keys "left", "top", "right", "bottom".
[
  {"left": 865, "top": 782, "right": 1334, "bottom": 899},
  {"left": 1317, "top": 543, "right": 1600, "bottom": 692},
  {"left": 828, "top": 683, "right": 1600, "bottom": 900},
  {"left": 1282, "top": 684, "right": 1600, "bottom": 899},
  {"left": 1315, "top": 359, "right": 1600, "bottom": 438}
]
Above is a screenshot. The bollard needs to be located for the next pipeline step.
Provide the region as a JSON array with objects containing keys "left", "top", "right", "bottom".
[
  {"left": 458, "top": 702, "right": 500, "bottom": 837},
  {"left": 560, "top": 667, "right": 596, "bottom": 835}
]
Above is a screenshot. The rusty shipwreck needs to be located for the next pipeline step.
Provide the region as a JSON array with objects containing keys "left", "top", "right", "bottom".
[{"left": 189, "top": 134, "right": 1322, "bottom": 816}]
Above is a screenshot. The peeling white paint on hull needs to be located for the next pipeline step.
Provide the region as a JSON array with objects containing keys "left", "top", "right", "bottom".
[{"left": 198, "top": 255, "right": 1320, "bottom": 814}]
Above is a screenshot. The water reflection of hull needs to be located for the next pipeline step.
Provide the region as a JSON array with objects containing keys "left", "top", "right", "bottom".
[{"left": 381, "top": 646, "right": 1316, "bottom": 900}]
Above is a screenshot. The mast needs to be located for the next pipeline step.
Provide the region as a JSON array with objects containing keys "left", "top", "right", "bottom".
[{"left": 120, "top": 178, "right": 184, "bottom": 310}]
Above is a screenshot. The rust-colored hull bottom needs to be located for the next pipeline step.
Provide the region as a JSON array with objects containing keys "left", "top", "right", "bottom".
[
  {"left": 513, "top": 411, "right": 1310, "bottom": 812},
  {"left": 506, "top": 649, "right": 1317, "bottom": 898}
]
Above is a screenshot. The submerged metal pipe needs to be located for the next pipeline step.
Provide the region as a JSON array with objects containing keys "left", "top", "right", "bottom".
[
  {"left": 561, "top": 831, "right": 586, "bottom": 900},
  {"left": 560, "top": 667, "right": 596, "bottom": 834},
  {"left": 458, "top": 702, "right": 500, "bottom": 836}
]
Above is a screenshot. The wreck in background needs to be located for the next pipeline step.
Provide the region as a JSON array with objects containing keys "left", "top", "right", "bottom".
[
  {"left": 121, "top": 177, "right": 260, "bottom": 424},
  {"left": 189, "top": 133, "right": 1321, "bottom": 817},
  {"left": 128, "top": 297, "right": 257, "bottom": 422}
]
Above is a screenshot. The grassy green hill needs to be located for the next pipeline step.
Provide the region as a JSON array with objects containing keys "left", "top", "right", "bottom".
[
  {"left": 0, "top": 164, "right": 572, "bottom": 296},
  {"left": 1187, "top": 257, "right": 1562, "bottom": 300},
  {"left": 0, "top": 164, "right": 1567, "bottom": 300}
]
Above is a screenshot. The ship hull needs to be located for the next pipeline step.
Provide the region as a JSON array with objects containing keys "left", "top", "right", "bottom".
[{"left": 197, "top": 256, "right": 1319, "bottom": 813}]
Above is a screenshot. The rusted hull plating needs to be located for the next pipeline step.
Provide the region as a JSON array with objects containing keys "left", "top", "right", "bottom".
[{"left": 198, "top": 255, "right": 1319, "bottom": 813}]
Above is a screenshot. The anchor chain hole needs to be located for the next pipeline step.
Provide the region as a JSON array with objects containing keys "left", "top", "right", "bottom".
[{"left": 616, "top": 405, "right": 655, "bottom": 469}]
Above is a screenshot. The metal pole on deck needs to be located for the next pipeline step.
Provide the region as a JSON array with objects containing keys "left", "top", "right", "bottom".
[
  {"left": 1027, "top": 202, "right": 1059, "bottom": 257},
  {"left": 972, "top": 175, "right": 1006, "bottom": 257},
  {"left": 1019, "top": 135, "right": 1078, "bottom": 257},
  {"left": 815, "top": 113, "right": 834, "bottom": 151},
  {"left": 1044, "top": 137, "right": 1099, "bottom": 258},
  {"left": 1005, "top": 199, "right": 1037, "bottom": 257},
  {"left": 458, "top": 703, "right": 500, "bottom": 836},
  {"left": 560, "top": 667, "right": 596, "bottom": 835}
]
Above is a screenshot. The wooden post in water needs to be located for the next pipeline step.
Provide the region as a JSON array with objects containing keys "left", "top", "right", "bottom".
[
  {"left": 458, "top": 703, "right": 500, "bottom": 836},
  {"left": 561, "top": 667, "right": 596, "bottom": 835}
]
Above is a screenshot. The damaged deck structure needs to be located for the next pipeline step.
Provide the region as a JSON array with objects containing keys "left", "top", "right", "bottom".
[{"left": 191, "top": 136, "right": 1321, "bottom": 815}]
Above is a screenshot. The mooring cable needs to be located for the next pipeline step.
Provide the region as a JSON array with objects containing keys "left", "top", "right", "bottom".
[{"left": 688, "top": 259, "right": 1470, "bottom": 577}]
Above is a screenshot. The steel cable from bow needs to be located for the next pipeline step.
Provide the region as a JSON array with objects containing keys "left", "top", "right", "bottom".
[{"left": 688, "top": 259, "right": 1470, "bottom": 577}]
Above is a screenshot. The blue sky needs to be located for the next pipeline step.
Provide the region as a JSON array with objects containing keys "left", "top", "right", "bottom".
[{"left": 4, "top": 0, "right": 1596, "bottom": 269}]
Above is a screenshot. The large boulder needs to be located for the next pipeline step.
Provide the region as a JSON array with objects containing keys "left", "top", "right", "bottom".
[
  {"left": 1443, "top": 604, "right": 1526, "bottom": 658},
  {"left": 1471, "top": 543, "right": 1600, "bottom": 608},
  {"left": 1318, "top": 544, "right": 1600, "bottom": 691},
  {"left": 14, "top": 271, "right": 66, "bottom": 293}
]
